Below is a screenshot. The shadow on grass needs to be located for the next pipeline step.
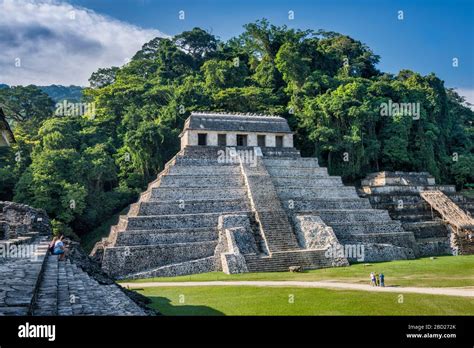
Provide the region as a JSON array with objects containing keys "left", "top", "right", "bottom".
[{"left": 149, "top": 296, "right": 225, "bottom": 316}]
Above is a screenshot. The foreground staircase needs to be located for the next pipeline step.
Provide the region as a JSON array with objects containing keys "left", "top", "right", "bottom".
[
  {"left": 0, "top": 238, "right": 49, "bottom": 315},
  {"left": 33, "top": 255, "right": 145, "bottom": 316},
  {"left": 0, "top": 236, "right": 146, "bottom": 315}
]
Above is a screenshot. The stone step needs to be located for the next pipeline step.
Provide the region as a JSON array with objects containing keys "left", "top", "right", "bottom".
[
  {"left": 33, "top": 255, "right": 59, "bottom": 316},
  {"left": 159, "top": 174, "right": 244, "bottom": 188},
  {"left": 174, "top": 158, "right": 237, "bottom": 166},
  {"left": 149, "top": 187, "right": 247, "bottom": 201},
  {"left": 257, "top": 211, "right": 300, "bottom": 252},
  {"left": 57, "top": 260, "right": 73, "bottom": 315},
  {"left": 244, "top": 249, "right": 333, "bottom": 272},
  {"left": 277, "top": 186, "right": 359, "bottom": 200},
  {"left": 389, "top": 210, "right": 441, "bottom": 222},
  {"left": 272, "top": 176, "right": 343, "bottom": 187},
  {"left": 124, "top": 213, "right": 226, "bottom": 230},
  {"left": 266, "top": 166, "right": 328, "bottom": 177},
  {"left": 138, "top": 199, "right": 250, "bottom": 215},
  {"left": 311, "top": 209, "right": 392, "bottom": 223},
  {"left": 115, "top": 228, "right": 218, "bottom": 246},
  {"left": 330, "top": 221, "right": 405, "bottom": 235},
  {"left": 0, "top": 239, "right": 49, "bottom": 316},
  {"left": 263, "top": 157, "right": 320, "bottom": 168},
  {"left": 281, "top": 198, "right": 372, "bottom": 211},
  {"left": 365, "top": 185, "right": 457, "bottom": 195},
  {"left": 402, "top": 221, "right": 450, "bottom": 239},
  {"left": 34, "top": 253, "right": 145, "bottom": 316},
  {"left": 338, "top": 232, "right": 418, "bottom": 251},
  {"left": 168, "top": 165, "right": 241, "bottom": 175}
]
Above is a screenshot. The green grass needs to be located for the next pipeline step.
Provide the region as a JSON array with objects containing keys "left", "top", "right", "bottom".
[
  {"left": 123, "top": 255, "right": 474, "bottom": 288},
  {"left": 137, "top": 286, "right": 474, "bottom": 316}
]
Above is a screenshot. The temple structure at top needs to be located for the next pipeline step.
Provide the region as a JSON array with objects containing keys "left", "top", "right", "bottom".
[{"left": 180, "top": 112, "right": 294, "bottom": 149}]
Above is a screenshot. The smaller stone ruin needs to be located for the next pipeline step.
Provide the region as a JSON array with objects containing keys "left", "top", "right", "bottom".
[{"left": 361, "top": 171, "right": 474, "bottom": 256}]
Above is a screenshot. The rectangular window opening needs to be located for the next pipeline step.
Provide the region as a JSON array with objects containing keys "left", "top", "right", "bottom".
[
  {"left": 236, "top": 134, "right": 248, "bottom": 147},
  {"left": 275, "top": 135, "right": 284, "bottom": 148},
  {"left": 198, "top": 133, "right": 207, "bottom": 146},
  {"left": 218, "top": 134, "right": 227, "bottom": 146}
]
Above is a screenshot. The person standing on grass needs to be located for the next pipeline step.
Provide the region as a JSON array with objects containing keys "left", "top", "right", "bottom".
[
  {"left": 370, "top": 272, "right": 376, "bottom": 286},
  {"left": 375, "top": 272, "right": 379, "bottom": 286},
  {"left": 379, "top": 273, "right": 385, "bottom": 287}
]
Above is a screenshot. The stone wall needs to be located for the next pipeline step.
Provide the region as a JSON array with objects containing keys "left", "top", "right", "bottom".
[
  {"left": 293, "top": 215, "right": 340, "bottom": 249},
  {"left": 213, "top": 214, "right": 258, "bottom": 274},
  {"left": 0, "top": 201, "right": 50, "bottom": 239}
]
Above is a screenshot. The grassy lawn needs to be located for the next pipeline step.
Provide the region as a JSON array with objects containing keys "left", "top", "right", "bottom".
[
  {"left": 137, "top": 286, "right": 474, "bottom": 316},
  {"left": 122, "top": 255, "right": 474, "bottom": 288}
]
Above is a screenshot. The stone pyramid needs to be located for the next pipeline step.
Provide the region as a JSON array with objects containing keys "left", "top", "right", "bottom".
[{"left": 93, "top": 112, "right": 417, "bottom": 279}]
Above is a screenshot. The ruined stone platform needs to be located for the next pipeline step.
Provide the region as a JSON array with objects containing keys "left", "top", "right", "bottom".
[{"left": 361, "top": 171, "right": 474, "bottom": 256}]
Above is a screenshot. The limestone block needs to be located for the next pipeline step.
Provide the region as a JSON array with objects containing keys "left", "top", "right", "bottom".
[
  {"left": 360, "top": 243, "right": 415, "bottom": 262},
  {"left": 293, "top": 215, "right": 341, "bottom": 250},
  {"left": 221, "top": 253, "right": 248, "bottom": 274}
]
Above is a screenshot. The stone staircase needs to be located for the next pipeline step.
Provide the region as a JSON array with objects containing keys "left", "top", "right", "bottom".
[
  {"left": 264, "top": 158, "right": 418, "bottom": 262},
  {"left": 244, "top": 249, "right": 330, "bottom": 272},
  {"left": 33, "top": 255, "right": 145, "bottom": 316},
  {"left": 0, "top": 235, "right": 145, "bottom": 316},
  {"left": 420, "top": 190, "right": 474, "bottom": 254},
  {"left": 240, "top": 157, "right": 300, "bottom": 253},
  {"left": 256, "top": 211, "right": 300, "bottom": 252},
  {"left": 0, "top": 238, "right": 49, "bottom": 315}
]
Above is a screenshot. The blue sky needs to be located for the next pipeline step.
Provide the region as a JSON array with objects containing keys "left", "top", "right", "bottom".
[
  {"left": 68, "top": 0, "right": 474, "bottom": 89},
  {"left": 1, "top": 0, "right": 473, "bottom": 101}
]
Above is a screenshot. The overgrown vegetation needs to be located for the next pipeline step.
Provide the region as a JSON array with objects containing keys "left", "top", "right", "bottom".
[{"left": 0, "top": 19, "right": 472, "bottom": 240}]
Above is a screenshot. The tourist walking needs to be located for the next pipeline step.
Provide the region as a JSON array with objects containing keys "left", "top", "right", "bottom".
[
  {"left": 375, "top": 273, "right": 379, "bottom": 286},
  {"left": 379, "top": 273, "right": 385, "bottom": 287},
  {"left": 370, "top": 272, "right": 376, "bottom": 286}
]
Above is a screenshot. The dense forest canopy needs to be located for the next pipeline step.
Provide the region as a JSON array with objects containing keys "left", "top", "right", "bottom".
[{"left": 0, "top": 20, "right": 472, "bottom": 239}]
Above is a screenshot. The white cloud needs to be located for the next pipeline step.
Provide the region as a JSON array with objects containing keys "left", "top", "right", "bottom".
[
  {"left": 0, "top": 0, "right": 166, "bottom": 86},
  {"left": 454, "top": 88, "right": 474, "bottom": 110}
]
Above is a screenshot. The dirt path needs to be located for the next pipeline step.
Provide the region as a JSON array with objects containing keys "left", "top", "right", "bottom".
[{"left": 120, "top": 280, "right": 474, "bottom": 298}]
